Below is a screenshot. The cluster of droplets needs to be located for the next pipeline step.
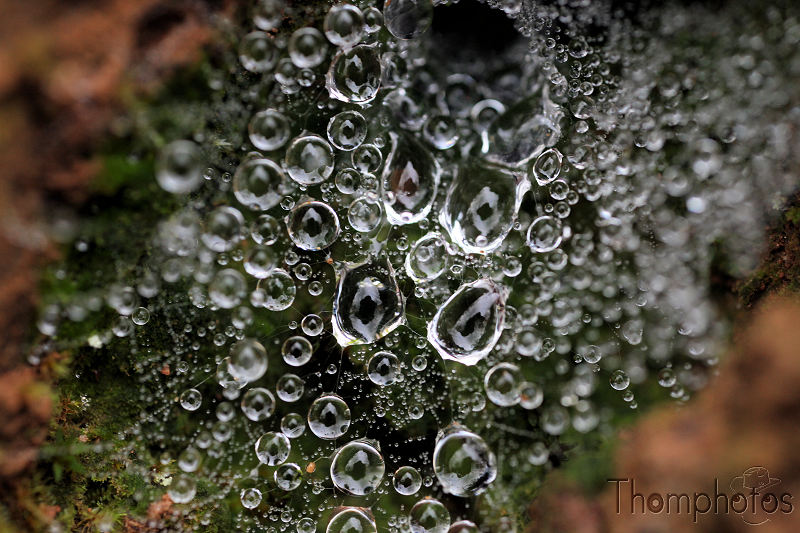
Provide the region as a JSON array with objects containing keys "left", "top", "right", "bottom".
[{"left": 33, "top": 0, "right": 800, "bottom": 531}]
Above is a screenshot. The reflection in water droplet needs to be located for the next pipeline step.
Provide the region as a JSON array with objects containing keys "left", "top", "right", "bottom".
[
  {"left": 428, "top": 279, "right": 506, "bottom": 366},
  {"left": 381, "top": 133, "right": 440, "bottom": 225},
  {"left": 440, "top": 163, "right": 529, "bottom": 254},
  {"left": 287, "top": 201, "right": 340, "bottom": 250},
  {"left": 332, "top": 256, "right": 405, "bottom": 346},
  {"left": 326, "top": 45, "right": 382, "bottom": 104},
  {"left": 433, "top": 424, "right": 497, "bottom": 497}
]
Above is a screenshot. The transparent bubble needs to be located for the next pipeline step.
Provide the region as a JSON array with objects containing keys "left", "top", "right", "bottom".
[
  {"left": 244, "top": 245, "right": 277, "bottom": 278},
  {"left": 301, "top": 313, "right": 324, "bottom": 336},
  {"left": 532, "top": 148, "right": 563, "bottom": 186},
  {"left": 168, "top": 474, "right": 197, "bottom": 504},
  {"left": 610, "top": 369, "right": 630, "bottom": 391},
  {"left": 239, "top": 31, "right": 280, "bottom": 73},
  {"left": 282, "top": 336, "right": 313, "bottom": 366},
  {"left": 228, "top": 338, "right": 268, "bottom": 382},
  {"left": 241, "top": 387, "right": 276, "bottom": 421},
  {"left": 332, "top": 256, "right": 405, "bottom": 346},
  {"left": 274, "top": 463, "right": 303, "bottom": 490},
  {"left": 326, "top": 45, "right": 382, "bottom": 104},
  {"left": 178, "top": 447, "right": 202, "bottom": 473},
  {"left": 156, "top": 140, "right": 204, "bottom": 195},
  {"left": 209, "top": 269, "right": 246, "bottom": 309},
  {"left": 335, "top": 168, "right": 361, "bottom": 194},
  {"left": 367, "top": 351, "right": 399, "bottom": 386},
  {"left": 180, "top": 388, "right": 202, "bottom": 411},
  {"left": 405, "top": 232, "right": 447, "bottom": 283},
  {"left": 383, "top": 0, "right": 434, "bottom": 40},
  {"left": 287, "top": 201, "right": 341, "bottom": 250},
  {"left": 351, "top": 144, "right": 383, "bottom": 173},
  {"left": 240, "top": 487, "right": 262, "bottom": 509},
  {"left": 423, "top": 115, "right": 459, "bottom": 150},
  {"left": 255, "top": 431, "right": 290, "bottom": 465},
  {"left": 251, "top": 214, "right": 281, "bottom": 245},
  {"left": 307, "top": 393, "right": 351, "bottom": 439},
  {"left": 409, "top": 498, "right": 450, "bottom": 533},
  {"left": 527, "top": 215, "right": 562, "bottom": 253},
  {"left": 440, "top": 163, "right": 529, "bottom": 254},
  {"left": 519, "top": 381, "right": 544, "bottom": 410},
  {"left": 381, "top": 132, "right": 440, "bottom": 225},
  {"left": 433, "top": 425, "right": 497, "bottom": 497},
  {"left": 324, "top": 4, "right": 364, "bottom": 48},
  {"left": 327, "top": 110, "right": 368, "bottom": 151},
  {"left": 347, "top": 197, "right": 383, "bottom": 233},
  {"left": 281, "top": 412, "right": 306, "bottom": 438},
  {"left": 277, "top": 373, "right": 305, "bottom": 402},
  {"left": 330, "top": 440, "right": 385, "bottom": 495},
  {"left": 202, "top": 206, "right": 245, "bottom": 252},
  {"left": 289, "top": 27, "right": 328, "bottom": 68},
  {"left": 448, "top": 521, "right": 478, "bottom": 533},
  {"left": 428, "top": 279, "right": 506, "bottom": 366},
  {"left": 484, "top": 363, "right": 522, "bottom": 406},
  {"left": 327, "top": 508, "right": 376, "bottom": 533},
  {"left": 262, "top": 268, "right": 296, "bottom": 311},
  {"left": 393, "top": 465, "right": 422, "bottom": 495},
  {"left": 363, "top": 7, "right": 383, "bottom": 33},
  {"left": 131, "top": 307, "right": 150, "bottom": 326},
  {"left": 284, "top": 135, "right": 335, "bottom": 185},
  {"left": 254, "top": 0, "right": 284, "bottom": 31},
  {"left": 248, "top": 110, "right": 291, "bottom": 152}
]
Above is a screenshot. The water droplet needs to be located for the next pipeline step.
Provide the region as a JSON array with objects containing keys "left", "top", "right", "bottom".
[
  {"left": 287, "top": 201, "right": 340, "bottom": 250},
  {"left": 248, "top": 110, "right": 291, "bottom": 152},
  {"left": 381, "top": 132, "right": 441, "bottom": 225},
  {"left": 289, "top": 27, "right": 328, "bottom": 68},
  {"left": 308, "top": 393, "right": 351, "bottom": 439},
  {"left": 255, "top": 431, "right": 290, "bottom": 465},
  {"left": 433, "top": 425, "right": 496, "bottom": 497},
  {"left": 332, "top": 256, "right": 405, "bottom": 346},
  {"left": 367, "top": 351, "right": 399, "bottom": 385},
  {"left": 330, "top": 440, "right": 385, "bottom": 495},
  {"left": 285, "top": 135, "right": 335, "bottom": 185},
  {"left": 326, "top": 45, "right": 382, "bottom": 104},
  {"left": 228, "top": 338, "right": 268, "bottom": 382},
  {"left": 383, "top": 0, "right": 434, "bottom": 40},
  {"left": 327, "top": 508, "right": 376, "bottom": 533},
  {"left": 327, "top": 110, "right": 368, "bottom": 151},
  {"left": 484, "top": 363, "right": 521, "bottom": 406},
  {"left": 393, "top": 465, "right": 422, "bottom": 495},
  {"left": 427, "top": 279, "right": 506, "bottom": 366},
  {"left": 526, "top": 215, "right": 562, "bottom": 253},
  {"left": 409, "top": 498, "right": 450, "bottom": 533},
  {"left": 156, "top": 140, "right": 204, "bottom": 194},
  {"left": 239, "top": 31, "right": 280, "bottom": 73},
  {"left": 440, "top": 163, "right": 530, "bottom": 254},
  {"left": 324, "top": 4, "right": 365, "bottom": 48},
  {"left": 241, "top": 387, "right": 276, "bottom": 421},
  {"left": 405, "top": 232, "right": 448, "bottom": 283}
]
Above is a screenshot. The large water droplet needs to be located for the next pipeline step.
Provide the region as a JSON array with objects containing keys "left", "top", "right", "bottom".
[
  {"left": 427, "top": 278, "right": 506, "bottom": 366},
  {"left": 287, "top": 200, "right": 340, "bottom": 250},
  {"left": 383, "top": 0, "right": 434, "bottom": 40},
  {"left": 285, "top": 135, "right": 335, "bottom": 186},
  {"left": 332, "top": 256, "right": 405, "bottom": 346},
  {"left": 380, "top": 132, "right": 441, "bottom": 225},
  {"left": 484, "top": 89, "right": 563, "bottom": 168},
  {"left": 433, "top": 424, "right": 497, "bottom": 497},
  {"left": 330, "top": 440, "right": 385, "bottom": 495},
  {"left": 440, "top": 163, "right": 529, "bottom": 254},
  {"left": 326, "top": 45, "right": 382, "bottom": 104}
]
